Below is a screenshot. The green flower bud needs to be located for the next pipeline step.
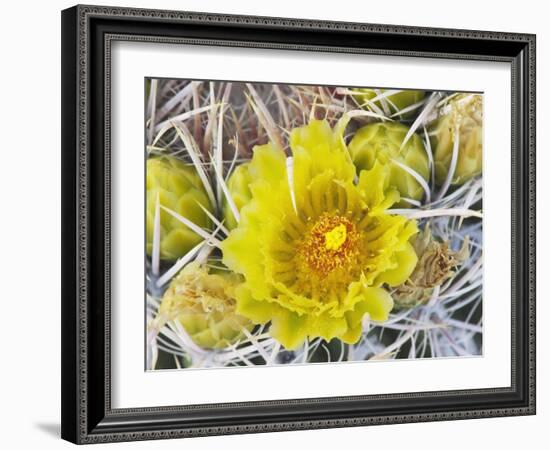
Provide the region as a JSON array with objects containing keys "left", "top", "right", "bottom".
[
  {"left": 222, "top": 163, "right": 253, "bottom": 230},
  {"left": 146, "top": 156, "right": 213, "bottom": 261},
  {"left": 431, "top": 94, "right": 483, "bottom": 185},
  {"left": 349, "top": 122, "right": 429, "bottom": 206},
  {"left": 158, "top": 262, "right": 254, "bottom": 350},
  {"left": 353, "top": 89, "right": 425, "bottom": 118},
  {"left": 393, "top": 226, "right": 469, "bottom": 309}
]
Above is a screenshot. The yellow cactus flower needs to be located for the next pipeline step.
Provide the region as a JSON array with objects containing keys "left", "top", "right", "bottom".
[
  {"left": 221, "top": 119, "right": 418, "bottom": 350},
  {"left": 431, "top": 93, "right": 483, "bottom": 185},
  {"left": 146, "top": 156, "right": 214, "bottom": 260},
  {"left": 348, "top": 122, "right": 429, "bottom": 206},
  {"left": 223, "top": 163, "right": 253, "bottom": 230},
  {"left": 157, "top": 262, "right": 254, "bottom": 350},
  {"left": 353, "top": 89, "right": 425, "bottom": 118}
]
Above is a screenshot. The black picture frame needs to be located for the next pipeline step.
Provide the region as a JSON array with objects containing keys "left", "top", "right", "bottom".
[{"left": 61, "top": 4, "right": 536, "bottom": 444}]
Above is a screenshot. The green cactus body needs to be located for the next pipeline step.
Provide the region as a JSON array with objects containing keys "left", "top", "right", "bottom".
[
  {"left": 431, "top": 94, "right": 483, "bottom": 185},
  {"left": 222, "top": 163, "right": 253, "bottom": 230},
  {"left": 348, "top": 122, "right": 429, "bottom": 206},
  {"left": 158, "top": 262, "right": 253, "bottom": 350},
  {"left": 354, "top": 89, "right": 425, "bottom": 118},
  {"left": 146, "top": 156, "right": 213, "bottom": 261}
]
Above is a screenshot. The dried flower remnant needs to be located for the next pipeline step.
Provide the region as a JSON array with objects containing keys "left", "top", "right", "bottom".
[
  {"left": 221, "top": 119, "right": 419, "bottom": 350},
  {"left": 155, "top": 262, "right": 254, "bottom": 350},
  {"left": 146, "top": 156, "right": 214, "bottom": 260},
  {"left": 348, "top": 122, "right": 430, "bottom": 206},
  {"left": 431, "top": 93, "right": 483, "bottom": 185},
  {"left": 393, "top": 226, "right": 470, "bottom": 309}
]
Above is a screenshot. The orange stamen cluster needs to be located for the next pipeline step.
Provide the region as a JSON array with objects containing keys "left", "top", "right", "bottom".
[{"left": 297, "top": 213, "right": 360, "bottom": 276}]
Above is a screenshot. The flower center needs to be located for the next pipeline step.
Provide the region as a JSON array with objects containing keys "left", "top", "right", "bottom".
[{"left": 297, "top": 213, "right": 360, "bottom": 276}]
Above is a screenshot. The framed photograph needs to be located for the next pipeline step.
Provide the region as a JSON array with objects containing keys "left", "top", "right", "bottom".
[{"left": 61, "top": 4, "right": 536, "bottom": 444}]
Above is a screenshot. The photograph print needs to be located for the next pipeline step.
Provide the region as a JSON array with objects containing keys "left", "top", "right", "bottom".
[{"left": 145, "top": 79, "right": 483, "bottom": 371}]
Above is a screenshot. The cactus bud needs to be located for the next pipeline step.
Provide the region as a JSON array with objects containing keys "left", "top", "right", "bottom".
[
  {"left": 349, "top": 122, "right": 429, "bottom": 206},
  {"left": 431, "top": 94, "right": 483, "bottom": 185},
  {"left": 146, "top": 156, "right": 213, "bottom": 261},
  {"left": 158, "top": 262, "right": 254, "bottom": 350}
]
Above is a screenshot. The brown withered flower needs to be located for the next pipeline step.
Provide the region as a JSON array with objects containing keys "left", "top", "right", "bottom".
[{"left": 393, "top": 225, "right": 469, "bottom": 309}]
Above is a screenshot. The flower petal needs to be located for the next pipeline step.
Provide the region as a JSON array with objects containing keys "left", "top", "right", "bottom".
[
  {"left": 363, "top": 286, "right": 394, "bottom": 322},
  {"left": 375, "top": 242, "right": 418, "bottom": 286},
  {"left": 341, "top": 285, "right": 393, "bottom": 343},
  {"left": 234, "top": 285, "right": 274, "bottom": 324},
  {"left": 248, "top": 142, "right": 287, "bottom": 188},
  {"left": 357, "top": 161, "right": 400, "bottom": 214},
  {"left": 269, "top": 309, "right": 309, "bottom": 350},
  {"left": 221, "top": 207, "right": 271, "bottom": 301},
  {"left": 291, "top": 119, "right": 356, "bottom": 184},
  {"left": 310, "top": 313, "right": 348, "bottom": 343}
]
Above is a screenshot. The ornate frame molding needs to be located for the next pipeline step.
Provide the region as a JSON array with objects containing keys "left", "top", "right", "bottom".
[{"left": 61, "top": 4, "right": 536, "bottom": 444}]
